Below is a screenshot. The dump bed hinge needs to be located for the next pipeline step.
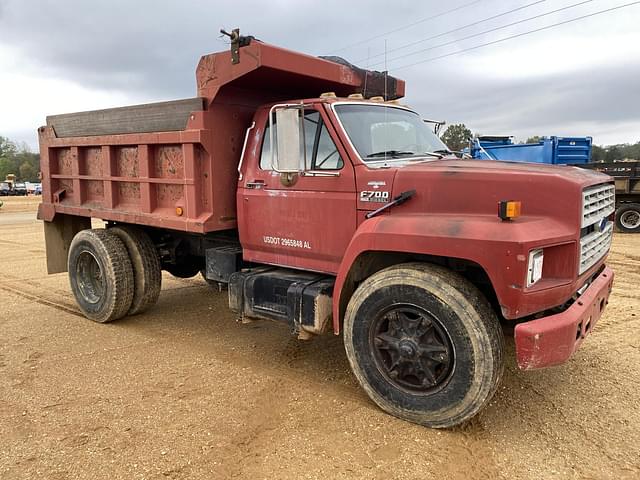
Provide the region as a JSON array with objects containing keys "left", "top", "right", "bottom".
[{"left": 220, "top": 28, "right": 255, "bottom": 64}]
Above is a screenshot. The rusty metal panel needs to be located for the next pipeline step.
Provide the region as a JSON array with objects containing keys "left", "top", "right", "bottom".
[
  {"left": 117, "top": 182, "right": 141, "bottom": 207},
  {"left": 56, "top": 148, "right": 74, "bottom": 175},
  {"left": 82, "top": 147, "right": 103, "bottom": 176},
  {"left": 84, "top": 180, "right": 105, "bottom": 205},
  {"left": 156, "top": 184, "right": 184, "bottom": 209},
  {"left": 115, "top": 147, "right": 139, "bottom": 178},
  {"left": 154, "top": 145, "right": 184, "bottom": 178}
]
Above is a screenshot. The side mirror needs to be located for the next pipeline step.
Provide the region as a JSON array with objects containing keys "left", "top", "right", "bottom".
[{"left": 272, "top": 107, "right": 304, "bottom": 173}]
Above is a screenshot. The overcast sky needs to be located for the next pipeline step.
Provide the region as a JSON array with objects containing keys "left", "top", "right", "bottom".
[{"left": 1, "top": 0, "right": 639, "bottom": 150}]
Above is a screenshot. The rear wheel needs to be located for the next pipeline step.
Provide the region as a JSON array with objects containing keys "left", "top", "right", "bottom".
[
  {"left": 615, "top": 204, "right": 640, "bottom": 233},
  {"left": 344, "top": 262, "right": 504, "bottom": 428},
  {"left": 109, "top": 225, "right": 162, "bottom": 315},
  {"left": 68, "top": 229, "right": 134, "bottom": 323}
]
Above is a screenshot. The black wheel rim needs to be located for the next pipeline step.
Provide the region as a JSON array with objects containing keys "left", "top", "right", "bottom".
[
  {"left": 370, "top": 304, "right": 454, "bottom": 394},
  {"left": 620, "top": 210, "right": 640, "bottom": 229},
  {"left": 76, "top": 251, "right": 105, "bottom": 304}
]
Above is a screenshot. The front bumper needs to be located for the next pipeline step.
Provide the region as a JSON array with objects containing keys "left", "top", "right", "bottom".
[{"left": 514, "top": 266, "right": 614, "bottom": 370}]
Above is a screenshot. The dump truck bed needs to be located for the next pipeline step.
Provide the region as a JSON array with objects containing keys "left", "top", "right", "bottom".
[
  {"left": 38, "top": 104, "right": 228, "bottom": 233},
  {"left": 38, "top": 37, "right": 404, "bottom": 234}
]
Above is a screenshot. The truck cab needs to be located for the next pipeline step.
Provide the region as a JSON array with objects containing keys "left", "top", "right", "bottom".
[
  {"left": 37, "top": 33, "right": 615, "bottom": 428},
  {"left": 237, "top": 95, "right": 613, "bottom": 323}
]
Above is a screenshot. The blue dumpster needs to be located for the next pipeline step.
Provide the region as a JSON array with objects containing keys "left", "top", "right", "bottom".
[{"left": 468, "top": 136, "right": 592, "bottom": 164}]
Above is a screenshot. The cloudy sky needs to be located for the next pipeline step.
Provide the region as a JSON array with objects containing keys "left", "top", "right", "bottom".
[{"left": 1, "top": 0, "right": 639, "bottom": 150}]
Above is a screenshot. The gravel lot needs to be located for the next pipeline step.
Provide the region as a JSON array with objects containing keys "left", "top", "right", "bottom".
[{"left": 1, "top": 196, "right": 639, "bottom": 479}]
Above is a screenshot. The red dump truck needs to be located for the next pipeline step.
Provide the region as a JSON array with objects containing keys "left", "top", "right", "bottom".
[{"left": 38, "top": 31, "right": 615, "bottom": 428}]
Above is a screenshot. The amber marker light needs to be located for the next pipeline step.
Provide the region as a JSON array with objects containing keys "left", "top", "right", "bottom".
[
  {"left": 176, "top": 206, "right": 184, "bottom": 216},
  {"left": 498, "top": 200, "right": 521, "bottom": 221}
]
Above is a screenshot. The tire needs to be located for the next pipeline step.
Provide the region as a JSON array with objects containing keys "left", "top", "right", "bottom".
[
  {"left": 109, "top": 225, "right": 162, "bottom": 315},
  {"left": 68, "top": 229, "right": 134, "bottom": 323},
  {"left": 164, "top": 258, "right": 201, "bottom": 278},
  {"left": 615, "top": 204, "right": 640, "bottom": 233},
  {"left": 343, "top": 262, "right": 504, "bottom": 429}
]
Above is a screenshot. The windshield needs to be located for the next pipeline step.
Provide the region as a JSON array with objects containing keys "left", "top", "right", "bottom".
[{"left": 334, "top": 104, "right": 449, "bottom": 161}]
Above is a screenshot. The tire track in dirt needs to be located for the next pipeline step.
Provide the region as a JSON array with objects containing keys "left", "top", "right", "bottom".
[
  {"left": 609, "top": 252, "right": 640, "bottom": 264},
  {"left": 0, "top": 273, "right": 361, "bottom": 406},
  {"left": 0, "top": 280, "right": 83, "bottom": 318},
  {"left": 0, "top": 237, "right": 45, "bottom": 255},
  {"left": 2, "top": 272, "right": 74, "bottom": 298},
  {"left": 0, "top": 279, "right": 370, "bottom": 409}
]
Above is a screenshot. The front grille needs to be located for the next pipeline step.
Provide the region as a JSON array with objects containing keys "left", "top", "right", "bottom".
[
  {"left": 582, "top": 183, "right": 615, "bottom": 228},
  {"left": 579, "top": 222, "right": 613, "bottom": 274}
]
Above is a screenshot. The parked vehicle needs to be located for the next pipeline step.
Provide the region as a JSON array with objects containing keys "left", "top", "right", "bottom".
[
  {"left": 467, "top": 135, "right": 592, "bottom": 164},
  {"left": 578, "top": 162, "right": 640, "bottom": 233},
  {"left": 0, "top": 182, "right": 11, "bottom": 196},
  {"left": 38, "top": 32, "right": 615, "bottom": 428},
  {"left": 13, "top": 182, "right": 28, "bottom": 196}
]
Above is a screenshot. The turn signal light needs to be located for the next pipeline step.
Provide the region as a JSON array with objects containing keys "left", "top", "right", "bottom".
[{"left": 498, "top": 200, "right": 521, "bottom": 221}]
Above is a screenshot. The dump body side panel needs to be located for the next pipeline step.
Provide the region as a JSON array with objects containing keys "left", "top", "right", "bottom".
[{"left": 37, "top": 109, "right": 240, "bottom": 233}]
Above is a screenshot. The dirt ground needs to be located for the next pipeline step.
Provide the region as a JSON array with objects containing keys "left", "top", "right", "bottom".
[{"left": 0, "top": 196, "right": 639, "bottom": 480}]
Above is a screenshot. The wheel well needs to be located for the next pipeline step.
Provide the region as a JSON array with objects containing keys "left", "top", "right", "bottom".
[{"left": 337, "top": 251, "right": 499, "bottom": 328}]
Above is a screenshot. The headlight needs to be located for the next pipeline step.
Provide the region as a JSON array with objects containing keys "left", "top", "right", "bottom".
[{"left": 527, "top": 249, "right": 544, "bottom": 287}]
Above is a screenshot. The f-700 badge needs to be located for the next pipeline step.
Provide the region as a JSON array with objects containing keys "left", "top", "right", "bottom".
[{"left": 360, "top": 191, "right": 390, "bottom": 203}]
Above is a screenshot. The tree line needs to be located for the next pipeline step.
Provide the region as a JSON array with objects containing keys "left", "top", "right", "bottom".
[
  {"left": 440, "top": 124, "right": 640, "bottom": 162},
  {"left": 591, "top": 143, "right": 640, "bottom": 162},
  {"left": 0, "top": 136, "right": 40, "bottom": 182}
]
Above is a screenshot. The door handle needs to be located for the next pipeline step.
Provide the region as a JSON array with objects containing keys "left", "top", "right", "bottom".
[{"left": 246, "top": 180, "right": 265, "bottom": 189}]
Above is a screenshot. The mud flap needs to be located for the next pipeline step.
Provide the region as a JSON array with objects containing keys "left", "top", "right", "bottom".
[{"left": 43, "top": 214, "right": 91, "bottom": 274}]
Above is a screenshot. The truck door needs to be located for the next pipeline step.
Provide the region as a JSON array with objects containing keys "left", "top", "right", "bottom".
[{"left": 239, "top": 106, "right": 357, "bottom": 274}]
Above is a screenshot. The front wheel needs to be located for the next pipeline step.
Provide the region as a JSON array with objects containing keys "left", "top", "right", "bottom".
[
  {"left": 343, "top": 262, "right": 504, "bottom": 428},
  {"left": 615, "top": 204, "right": 640, "bottom": 233}
]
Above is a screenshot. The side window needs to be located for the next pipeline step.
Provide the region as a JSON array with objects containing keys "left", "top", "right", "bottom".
[
  {"left": 314, "top": 124, "right": 344, "bottom": 170},
  {"left": 303, "top": 111, "right": 321, "bottom": 170},
  {"left": 259, "top": 121, "right": 276, "bottom": 170},
  {"left": 259, "top": 109, "right": 343, "bottom": 171}
]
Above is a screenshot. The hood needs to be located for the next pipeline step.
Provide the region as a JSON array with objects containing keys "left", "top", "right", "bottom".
[
  {"left": 402, "top": 158, "right": 608, "bottom": 182},
  {"left": 388, "top": 159, "right": 612, "bottom": 222}
]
